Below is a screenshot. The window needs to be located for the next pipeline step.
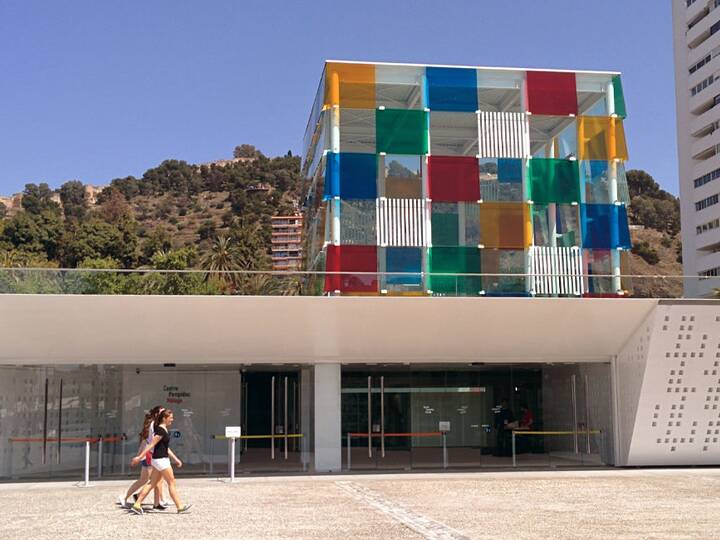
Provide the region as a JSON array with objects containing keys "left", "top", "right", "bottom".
[
  {"left": 687, "top": 0, "right": 697, "bottom": 6},
  {"left": 691, "top": 74, "right": 715, "bottom": 97},
  {"left": 699, "top": 266, "right": 720, "bottom": 277},
  {"left": 694, "top": 167, "right": 720, "bottom": 188},
  {"left": 697, "top": 218, "right": 720, "bottom": 234},
  {"left": 696, "top": 193, "right": 720, "bottom": 211},
  {"left": 690, "top": 54, "right": 712, "bottom": 75}
]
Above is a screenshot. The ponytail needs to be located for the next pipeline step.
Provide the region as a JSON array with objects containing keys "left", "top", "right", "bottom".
[{"left": 139, "top": 405, "right": 164, "bottom": 441}]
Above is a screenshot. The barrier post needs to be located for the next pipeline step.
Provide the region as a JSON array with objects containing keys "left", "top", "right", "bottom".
[
  {"left": 442, "top": 432, "right": 448, "bottom": 469},
  {"left": 83, "top": 440, "right": 90, "bottom": 487},
  {"left": 346, "top": 433, "right": 351, "bottom": 471},
  {"left": 97, "top": 436, "right": 103, "bottom": 478},
  {"left": 512, "top": 432, "right": 517, "bottom": 468},
  {"left": 121, "top": 434, "right": 126, "bottom": 476},
  {"left": 229, "top": 437, "right": 236, "bottom": 482},
  {"left": 209, "top": 436, "right": 214, "bottom": 476}
]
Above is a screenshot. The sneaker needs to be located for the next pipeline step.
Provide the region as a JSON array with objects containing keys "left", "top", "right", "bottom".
[
  {"left": 153, "top": 503, "right": 168, "bottom": 511},
  {"left": 129, "top": 504, "right": 143, "bottom": 515},
  {"left": 117, "top": 496, "right": 128, "bottom": 508},
  {"left": 132, "top": 493, "right": 139, "bottom": 503},
  {"left": 177, "top": 504, "right": 192, "bottom": 514},
  {"left": 161, "top": 500, "right": 173, "bottom": 507}
]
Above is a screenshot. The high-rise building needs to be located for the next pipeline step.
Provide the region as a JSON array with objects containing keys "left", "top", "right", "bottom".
[
  {"left": 672, "top": 0, "right": 720, "bottom": 297},
  {"left": 271, "top": 214, "right": 303, "bottom": 270},
  {"left": 302, "top": 61, "right": 632, "bottom": 297}
]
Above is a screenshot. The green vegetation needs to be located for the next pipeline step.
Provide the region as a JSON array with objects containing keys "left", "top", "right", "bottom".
[{"left": 0, "top": 147, "right": 302, "bottom": 294}]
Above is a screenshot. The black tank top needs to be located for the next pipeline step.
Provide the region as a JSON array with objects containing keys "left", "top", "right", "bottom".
[{"left": 153, "top": 425, "right": 170, "bottom": 459}]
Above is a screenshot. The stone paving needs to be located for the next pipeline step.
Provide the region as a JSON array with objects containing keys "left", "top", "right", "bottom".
[{"left": 0, "top": 468, "right": 719, "bottom": 539}]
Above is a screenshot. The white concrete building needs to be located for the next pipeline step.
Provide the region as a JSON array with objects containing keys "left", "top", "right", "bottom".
[{"left": 673, "top": 0, "right": 720, "bottom": 297}]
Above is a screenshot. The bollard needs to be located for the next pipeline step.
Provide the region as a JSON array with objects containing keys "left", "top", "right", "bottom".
[
  {"left": 97, "top": 437, "right": 103, "bottom": 478},
  {"left": 83, "top": 440, "right": 90, "bottom": 487},
  {"left": 442, "top": 432, "right": 448, "bottom": 469},
  {"left": 346, "top": 433, "right": 351, "bottom": 471},
  {"left": 512, "top": 432, "right": 517, "bottom": 468},
  {"left": 229, "top": 438, "right": 236, "bottom": 482},
  {"left": 209, "top": 436, "right": 214, "bottom": 476}
]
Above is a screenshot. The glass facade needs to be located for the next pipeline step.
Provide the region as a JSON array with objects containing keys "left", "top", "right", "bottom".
[
  {"left": 0, "top": 365, "right": 313, "bottom": 480},
  {"left": 302, "top": 61, "right": 632, "bottom": 297}
]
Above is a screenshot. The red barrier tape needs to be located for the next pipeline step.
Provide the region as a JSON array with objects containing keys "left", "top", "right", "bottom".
[{"left": 9, "top": 436, "right": 125, "bottom": 443}]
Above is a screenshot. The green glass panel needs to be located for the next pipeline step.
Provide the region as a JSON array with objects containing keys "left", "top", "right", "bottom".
[
  {"left": 527, "top": 159, "right": 580, "bottom": 204},
  {"left": 612, "top": 76, "right": 627, "bottom": 119},
  {"left": 428, "top": 247, "right": 481, "bottom": 296},
  {"left": 432, "top": 210, "right": 459, "bottom": 246},
  {"left": 376, "top": 109, "right": 428, "bottom": 154}
]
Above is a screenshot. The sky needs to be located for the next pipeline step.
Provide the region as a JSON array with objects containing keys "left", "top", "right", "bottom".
[{"left": 0, "top": 0, "right": 678, "bottom": 195}]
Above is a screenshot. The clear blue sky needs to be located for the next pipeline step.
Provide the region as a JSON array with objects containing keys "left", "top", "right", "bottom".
[{"left": 0, "top": 0, "right": 677, "bottom": 194}]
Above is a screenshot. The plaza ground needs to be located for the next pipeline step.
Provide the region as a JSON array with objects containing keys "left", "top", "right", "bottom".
[{"left": 0, "top": 468, "right": 718, "bottom": 539}]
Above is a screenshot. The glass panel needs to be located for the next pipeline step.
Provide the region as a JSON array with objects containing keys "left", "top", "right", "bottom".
[
  {"left": 427, "top": 247, "right": 481, "bottom": 296},
  {"left": 479, "top": 158, "right": 523, "bottom": 202},
  {"left": 426, "top": 66, "right": 478, "bottom": 112},
  {"left": 429, "top": 111, "right": 479, "bottom": 156},
  {"left": 324, "top": 245, "right": 378, "bottom": 293},
  {"left": 383, "top": 247, "right": 423, "bottom": 292},
  {"left": 481, "top": 249, "right": 527, "bottom": 295},
  {"left": 428, "top": 156, "right": 480, "bottom": 202},
  {"left": 480, "top": 202, "right": 531, "bottom": 249},
  {"left": 340, "top": 200, "right": 377, "bottom": 245},
  {"left": 527, "top": 159, "right": 580, "bottom": 204},
  {"left": 580, "top": 160, "right": 612, "bottom": 203},
  {"left": 616, "top": 163, "right": 630, "bottom": 204},
  {"left": 531, "top": 204, "right": 581, "bottom": 247},
  {"left": 430, "top": 202, "right": 480, "bottom": 247},
  {"left": 382, "top": 155, "right": 422, "bottom": 198},
  {"left": 376, "top": 109, "right": 428, "bottom": 155},
  {"left": 580, "top": 203, "right": 631, "bottom": 249},
  {"left": 577, "top": 117, "right": 629, "bottom": 161},
  {"left": 526, "top": 71, "right": 578, "bottom": 115},
  {"left": 325, "top": 152, "right": 377, "bottom": 200},
  {"left": 576, "top": 73, "right": 610, "bottom": 117},
  {"left": 376, "top": 65, "right": 424, "bottom": 110},
  {"left": 477, "top": 70, "right": 523, "bottom": 113},
  {"left": 324, "top": 62, "right": 376, "bottom": 109},
  {"left": 339, "top": 109, "right": 376, "bottom": 153},
  {"left": 612, "top": 75, "right": 627, "bottom": 118},
  {"left": 529, "top": 116, "right": 577, "bottom": 159}
]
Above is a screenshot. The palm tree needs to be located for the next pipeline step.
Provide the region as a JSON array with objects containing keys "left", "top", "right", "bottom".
[{"left": 202, "top": 235, "right": 240, "bottom": 291}]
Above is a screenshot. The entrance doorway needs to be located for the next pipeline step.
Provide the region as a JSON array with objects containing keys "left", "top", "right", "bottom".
[{"left": 238, "top": 369, "right": 306, "bottom": 472}]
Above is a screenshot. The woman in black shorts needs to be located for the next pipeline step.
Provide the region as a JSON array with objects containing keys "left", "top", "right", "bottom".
[{"left": 130, "top": 409, "right": 191, "bottom": 514}]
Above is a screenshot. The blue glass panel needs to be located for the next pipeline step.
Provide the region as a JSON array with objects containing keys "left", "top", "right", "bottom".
[
  {"left": 324, "top": 152, "right": 377, "bottom": 199},
  {"left": 581, "top": 203, "right": 631, "bottom": 249},
  {"left": 497, "top": 158, "right": 522, "bottom": 183},
  {"left": 426, "top": 67, "right": 478, "bottom": 112},
  {"left": 386, "top": 247, "right": 422, "bottom": 285}
]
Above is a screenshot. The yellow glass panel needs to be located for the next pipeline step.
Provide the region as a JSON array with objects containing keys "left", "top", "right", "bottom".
[
  {"left": 577, "top": 117, "right": 629, "bottom": 161},
  {"left": 480, "top": 202, "right": 532, "bottom": 249},
  {"left": 324, "top": 62, "right": 376, "bottom": 109}
]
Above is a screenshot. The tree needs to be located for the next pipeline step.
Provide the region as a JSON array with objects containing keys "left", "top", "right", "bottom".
[
  {"left": 141, "top": 160, "right": 202, "bottom": 195},
  {"left": 141, "top": 247, "right": 218, "bottom": 295},
  {"left": 202, "top": 235, "right": 240, "bottom": 290},
  {"left": 97, "top": 188, "right": 134, "bottom": 224},
  {"left": 59, "top": 180, "right": 88, "bottom": 222},
  {"left": 58, "top": 219, "right": 128, "bottom": 267},
  {"left": 626, "top": 170, "right": 681, "bottom": 236},
  {"left": 0, "top": 202, "right": 6, "bottom": 219},
  {"left": 198, "top": 219, "right": 216, "bottom": 241},
  {"left": 2, "top": 210, "right": 63, "bottom": 259},
  {"left": 233, "top": 144, "right": 261, "bottom": 159},
  {"left": 21, "top": 183, "right": 59, "bottom": 215},
  {"left": 141, "top": 226, "right": 173, "bottom": 263}
]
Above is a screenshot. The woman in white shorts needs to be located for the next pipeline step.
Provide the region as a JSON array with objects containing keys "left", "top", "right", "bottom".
[{"left": 130, "top": 409, "right": 191, "bottom": 515}]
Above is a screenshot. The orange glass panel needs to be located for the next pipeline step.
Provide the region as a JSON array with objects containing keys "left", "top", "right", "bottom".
[
  {"left": 480, "top": 202, "right": 531, "bottom": 249},
  {"left": 577, "top": 117, "right": 628, "bottom": 161},
  {"left": 324, "top": 62, "right": 376, "bottom": 109}
]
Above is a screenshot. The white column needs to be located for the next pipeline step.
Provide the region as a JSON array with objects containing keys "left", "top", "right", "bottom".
[
  {"left": 521, "top": 76, "right": 534, "bottom": 295},
  {"left": 314, "top": 363, "right": 342, "bottom": 472},
  {"left": 607, "top": 80, "right": 622, "bottom": 293}
]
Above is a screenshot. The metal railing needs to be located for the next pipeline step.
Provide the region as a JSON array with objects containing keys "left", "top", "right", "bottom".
[{"left": 0, "top": 267, "right": 718, "bottom": 298}]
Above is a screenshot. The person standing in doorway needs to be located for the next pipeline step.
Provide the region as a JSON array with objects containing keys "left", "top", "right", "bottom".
[
  {"left": 494, "top": 399, "right": 515, "bottom": 457},
  {"left": 130, "top": 409, "right": 192, "bottom": 515}
]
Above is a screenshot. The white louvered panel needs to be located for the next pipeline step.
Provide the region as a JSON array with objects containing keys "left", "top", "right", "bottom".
[
  {"left": 530, "top": 246, "right": 584, "bottom": 296},
  {"left": 478, "top": 112, "right": 530, "bottom": 159},
  {"left": 377, "top": 199, "right": 427, "bottom": 247}
]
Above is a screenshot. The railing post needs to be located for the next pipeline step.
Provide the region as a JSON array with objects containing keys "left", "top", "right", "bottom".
[
  {"left": 121, "top": 434, "right": 126, "bottom": 476},
  {"left": 209, "top": 436, "right": 214, "bottom": 476},
  {"left": 512, "top": 432, "right": 517, "bottom": 468}
]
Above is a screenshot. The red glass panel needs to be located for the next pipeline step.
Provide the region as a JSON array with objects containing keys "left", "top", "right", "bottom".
[
  {"left": 526, "top": 71, "right": 577, "bottom": 116},
  {"left": 324, "top": 245, "right": 378, "bottom": 293},
  {"left": 428, "top": 156, "right": 480, "bottom": 202}
]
